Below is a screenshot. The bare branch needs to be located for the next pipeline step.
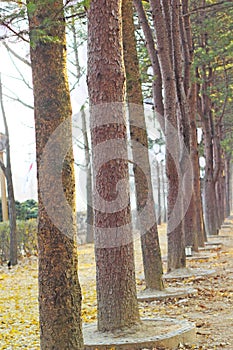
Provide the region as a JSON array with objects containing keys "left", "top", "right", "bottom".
[
  {"left": 1, "top": 22, "right": 29, "bottom": 43},
  {"left": 3, "top": 92, "right": 34, "bottom": 110},
  {"left": 7, "top": 51, "right": 32, "bottom": 90},
  {"left": 2, "top": 41, "right": 31, "bottom": 67}
]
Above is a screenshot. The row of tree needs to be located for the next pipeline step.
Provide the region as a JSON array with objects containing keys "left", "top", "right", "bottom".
[{"left": 1, "top": 0, "right": 233, "bottom": 349}]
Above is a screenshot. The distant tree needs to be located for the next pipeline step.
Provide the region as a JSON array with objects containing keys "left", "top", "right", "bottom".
[
  {"left": 193, "top": 0, "right": 233, "bottom": 234},
  {"left": 15, "top": 199, "right": 38, "bottom": 220},
  {"left": 146, "top": 0, "right": 186, "bottom": 272},
  {"left": 0, "top": 75, "right": 17, "bottom": 266},
  {"left": 122, "top": 0, "right": 164, "bottom": 290}
]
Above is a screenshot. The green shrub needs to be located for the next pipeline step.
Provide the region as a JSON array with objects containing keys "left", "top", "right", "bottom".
[{"left": 0, "top": 219, "right": 38, "bottom": 264}]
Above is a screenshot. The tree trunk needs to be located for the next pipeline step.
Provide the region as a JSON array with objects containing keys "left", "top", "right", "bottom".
[
  {"left": 81, "top": 108, "right": 94, "bottom": 243},
  {"left": 70, "top": 15, "right": 94, "bottom": 244},
  {"left": 0, "top": 75, "right": 17, "bottom": 266},
  {"left": 122, "top": 0, "right": 164, "bottom": 291},
  {"left": 133, "top": 0, "right": 164, "bottom": 125},
  {"left": 161, "top": 161, "right": 167, "bottom": 223},
  {"left": 190, "top": 83, "right": 206, "bottom": 246},
  {"left": 150, "top": 0, "right": 186, "bottom": 272},
  {"left": 171, "top": 0, "right": 199, "bottom": 252},
  {"left": 182, "top": 0, "right": 206, "bottom": 246},
  {"left": 225, "top": 157, "right": 231, "bottom": 217},
  {"left": 202, "top": 113, "right": 219, "bottom": 236},
  {"left": 27, "top": 1, "right": 83, "bottom": 349},
  {"left": 156, "top": 161, "right": 161, "bottom": 225},
  {"left": 6, "top": 159, "right": 17, "bottom": 266},
  {"left": 87, "top": 0, "right": 140, "bottom": 331}
]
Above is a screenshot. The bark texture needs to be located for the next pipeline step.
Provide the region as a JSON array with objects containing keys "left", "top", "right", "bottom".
[
  {"left": 87, "top": 0, "right": 140, "bottom": 331},
  {"left": 150, "top": 0, "right": 185, "bottom": 272},
  {"left": 122, "top": 0, "right": 164, "bottom": 290},
  {"left": 27, "top": 1, "right": 83, "bottom": 349},
  {"left": 133, "top": 0, "right": 164, "bottom": 124}
]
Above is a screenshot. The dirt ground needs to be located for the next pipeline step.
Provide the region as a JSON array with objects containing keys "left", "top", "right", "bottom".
[
  {"left": 134, "top": 221, "right": 233, "bottom": 350},
  {"left": 78, "top": 220, "right": 233, "bottom": 350},
  {"left": 0, "top": 218, "right": 233, "bottom": 349}
]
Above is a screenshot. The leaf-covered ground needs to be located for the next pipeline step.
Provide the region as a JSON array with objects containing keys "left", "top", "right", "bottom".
[{"left": 0, "top": 222, "right": 233, "bottom": 349}]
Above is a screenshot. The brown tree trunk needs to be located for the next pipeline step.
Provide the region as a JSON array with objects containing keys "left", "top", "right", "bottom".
[
  {"left": 87, "top": 0, "right": 140, "bottom": 331},
  {"left": 213, "top": 124, "right": 225, "bottom": 227},
  {"left": 196, "top": 16, "right": 219, "bottom": 236},
  {"left": 202, "top": 113, "right": 219, "bottom": 236},
  {"left": 70, "top": 14, "right": 94, "bottom": 244},
  {"left": 0, "top": 75, "right": 17, "bottom": 266},
  {"left": 81, "top": 109, "right": 94, "bottom": 243},
  {"left": 122, "top": 0, "right": 164, "bottom": 291},
  {"left": 133, "top": 0, "right": 164, "bottom": 125},
  {"left": 190, "top": 83, "right": 206, "bottom": 246},
  {"left": 0, "top": 76, "right": 18, "bottom": 266},
  {"left": 182, "top": 0, "right": 206, "bottom": 246},
  {"left": 161, "top": 161, "right": 167, "bottom": 223},
  {"left": 156, "top": 161, "right": 162, "bottom": 225},
  {"left": 172, "top": 0, "right": 199, "bottom": 252},
  {"left": 27, "top": 1, "right": 83, "bottom": 349},
  {"left": 225, "top": 157, "right": 231, "bottom": 217},
  {"left": 150, "top": 0, "right": 186, "bottom": 272}
]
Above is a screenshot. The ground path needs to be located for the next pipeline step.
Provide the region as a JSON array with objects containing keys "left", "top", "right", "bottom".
[{"left": 0, "top": 218, "right": 233, "bottom": 349}]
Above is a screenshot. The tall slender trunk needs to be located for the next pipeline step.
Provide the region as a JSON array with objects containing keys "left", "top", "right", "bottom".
[
  {"left": 81, "top": 109, "right": 94, "bottom": 243},
  {"left": 122, "top": 0, "right": 164, "bottom": 290},
  {"left": 0, "top": 76, "right": 17, "bottom": 266},
  {"left": 150, "top": 0, "right": 185, "bottom": 272},
  {"left": 70, "top": 15, "right": 94, "bottom": 244},
  {"left": 133, "top": 0, "right": 164, "bottom": 125},
  {"left": 87, "top": 0, "right": 140, "bottom": 331},
  {"left": 225, "top": 157, "right": 231, "bottom": 217},
  {"left": 172, "top": 0, "right": 198, "bottom": 252},
  {"left": 190, "top": 83, "right": 206, "bottom": 246},
  {"left": 156, "top": 160, "right": 161, "bottom": 225},
  {"left": 27, "top": 1, "right": 83, "bottom": 348},
  {"left": 182, "top": 0, "right": 206, "bottom": 245},
  {"left": 162, "top": 161, "right": 167, "bottom": 223},
  {"left": 202, "top": 105, "right": 219, "bottom": 235}
]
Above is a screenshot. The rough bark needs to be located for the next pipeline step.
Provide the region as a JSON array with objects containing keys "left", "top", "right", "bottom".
[
  {"left": 122, "top": 0, "right": 164, "bottom": 290},
  {"left": 27, "top": 1, "right": 83, "bottom": 349},
  {"left": 87, "top": 0, "right": 140, "bottom": 331},
  {"left": 171, "top": 0, "right": 198, "bottom": 252},
  {"left": 150, "top": 0, "right": 186, "bottom": 272},
  {"left": 182, "top": 0, "right": 206, "bottom": 246},
  {"left": 196, "top": 6, "right": 219, "bottom": 236},
  {"left": 133, "top": 0, "right": 164, "bottom": 125}
]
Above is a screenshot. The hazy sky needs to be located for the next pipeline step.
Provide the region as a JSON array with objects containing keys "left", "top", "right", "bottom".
[{"left": 0, "top": 37, "right": 88, "bottom": 208}]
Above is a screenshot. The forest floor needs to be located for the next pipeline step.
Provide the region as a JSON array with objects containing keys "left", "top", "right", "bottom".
[{"left": 0, "top": 218, "right": 233, "bottom": 350}]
